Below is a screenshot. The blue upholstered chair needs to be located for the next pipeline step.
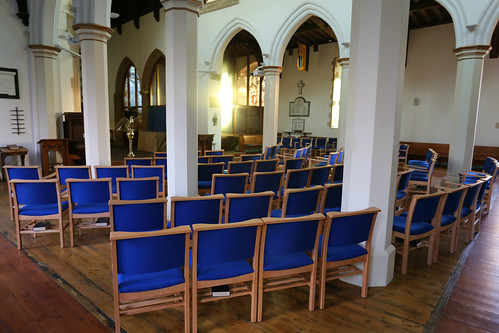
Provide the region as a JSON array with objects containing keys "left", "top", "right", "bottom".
[
  {"left": 109, "top": 197, "right": 167, "bottom": 232},
  {"left": 211, "top": 155, "right": 235, "bottom": 171},
  {"left": 55, "top": 165, "right": 92, "bottom": 194},
  {"left": 4, "top": 165, "right": 42, "bottom": 220},
  {"left": 312, "top": 137, "right": 327, "bottom": 157},
  {"left": 319, "top": 183, "right": 342, "bottom": 214},
  {"left": 457, "top": 180, "right": 483, "bottom": 243},
  {"left": 191, "top": 219, "right": 264, "bottom": 332},
  {"left": 262, "top": 145, "right": 280, "bottom": 160},
  {"left": 11, "top": 179, "right": 69, "bottom": 249},
  {"left": 228, "top": 160, "right": 254, "bottom": 176},
  {"left": 280, "top": 137, "right": 294, "bottom": 150},
  {"left": 153, "top": 152, "right": 167, "bottom": 158},
  {"left": 66, "top": 178, "right": 112, "bottom": 247},
  {"left": 111, "top": 226, "right": 191, "bottom": 333},
  {"left": 398, "top": 143, "right": 409, "bottom": 165},
  {"left": 313, "top": 152, "right": 338, "bottom": 167},
  {"left": 254, "top": 159, "right": 278, "bottom": 173},
  {"left": 394, "top": 169, "right": 414, "bottom": 216},
  {"left": 153, "top": 157, "right": 168, "bottom": 182},
  {"left": 170, "top": 194, "right": 224, "bottom": 228},
  {"left": 279, "top": 168, "right": 313, "bottom": 204},
  {"left": 258, "top": 213, "right": 325, "bottom": 321},
  {"left": 205, "top": 149, "right": 224, "bottom": 156},
  {"left": 224, "top": 191, "right": 274, "bottom": 223},
  {"left": 326, "top": 137, "right": 337, "bottom": 153},
  {"left": 198, "top": 156, "right": 210, "bottom": 163},
  {"left": 308, "top": 165, "right": 332, "bottom": 186},
  {"left": 210, "top": 173, "right": 249, "bottom": 198},
  {"left": 435, "top": 184, "right": 468, "bottom": 256},
  {"left": 250, "top": 171, "right": 284, "bottom": 201},
  {"left": 94, "top": 165, "right": 128, "bottom": 196},
  {"left": 460, "top": 157, "right": 498, "bottom": 215},
  {"left": 319, "top": 207, "right": 381, "bottom": 309},
  {"left": 330, "top": 163, "right": 344, "bottom": 184},
  {"left": 116, "top": 177, "right": 159, "bottom": 200},
  {"left": 392, "top": 191, "right": 447, "bottom": 275},
  {"left": 240, "top": 153, "right": 261, "bottom": 162},
  {"left": 407, "top": 148, "right": 437, "bottom": 194},
  {"left": 198, "top": 162, "right": 224, "bottom": 194},
  {"left": 131, "top": 165, "right": 165, "bottom": 197},
  {"left": 280, "top": 157, "right": 305, "bottom": 172},
  {"left": 272, "top": 186, "right": 322, "bottom": 218},
  {"left": 124, "top": 157, "right": 153, "bottom": 173}
]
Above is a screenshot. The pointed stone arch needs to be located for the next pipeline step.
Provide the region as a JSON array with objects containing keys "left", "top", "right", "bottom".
[
  {"left": 113, "top": 57, "right": 135, "bottom": 128},
  {"left": 208, "top": 18, "right": 264, "bottom": 73},
  {"left": 142, "top": 49, "right": 166, "bottom": 130},
  {"left": 269, "top": 3, "right": 347, "bottom": 66}
]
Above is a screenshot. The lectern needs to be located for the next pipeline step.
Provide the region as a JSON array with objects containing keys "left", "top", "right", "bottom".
[{"left": 38, "top": 139, "right": 70, "bottom": 176}]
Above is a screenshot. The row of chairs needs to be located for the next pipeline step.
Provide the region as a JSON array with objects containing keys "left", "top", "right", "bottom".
[
  {"left": 393, "top": 176, "right": 489, "bottom": 274},
  {"left": 278, "top": 136, "right": 337, "bottom": 155},
  {"left": 111, "top": 206, "right": 380, "bottom": 332}
]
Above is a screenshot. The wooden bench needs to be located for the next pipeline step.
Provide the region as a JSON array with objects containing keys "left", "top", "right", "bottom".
[{"left": 401, "top": 141, "right": 499, "bottom": 168}]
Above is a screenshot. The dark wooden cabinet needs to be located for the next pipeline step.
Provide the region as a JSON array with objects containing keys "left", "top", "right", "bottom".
[
  {"left": 63, "top": 112, "right": 85, "bottom": 164},
  {"left": 198, "top": 134, "right": 214, "bottom": 155}
]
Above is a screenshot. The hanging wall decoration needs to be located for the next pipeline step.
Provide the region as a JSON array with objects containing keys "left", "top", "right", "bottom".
[
  {"left": 0, "top": 67, "right": 20, "bottom": 99},
  {"left": 297, "top": 43, "right": 309, "bottom": 71}
]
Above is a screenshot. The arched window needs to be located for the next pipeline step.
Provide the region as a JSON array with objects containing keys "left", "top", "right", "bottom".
[
  {"left": 149, "top": 57, "right": 166, "bottom": 106},
  {"left": 123, "top": 65, "right": 142, "bottom": 116}
]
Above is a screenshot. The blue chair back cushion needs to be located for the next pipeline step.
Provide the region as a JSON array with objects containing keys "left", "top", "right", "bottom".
[
  {"left": 112, "top": 202, "right": 164, "bottom": 231},
  {"left": 58, "top": 168, "right": 90, "bottom": 185},
  {"left": 226, "top": 195, "right": 271, "bottom": 223},
  {"left": 7, "top": 168, "right": 40, "bottom": 180},
  {"left": 15, "top": 182, "right": 59, "bottom": 205},
  {"left": 117, "top": 234, "right": 185, "bottom": 293},
  {"left": 173, "top": 199, "right": 221, "bottom": 227},
  {"left": 119, "top": 179, "right": 158, "bottom": 200}
]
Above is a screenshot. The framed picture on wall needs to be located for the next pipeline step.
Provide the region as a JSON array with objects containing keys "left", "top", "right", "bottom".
[
  {"left": 292, "top": 118, "right": 305, "bottom": 132},
  {"left": 289, "top": 96, "right": 310, "bottom": 117},
  {"left": 0, "top": 67, "right": 20, "bottom": 99}
]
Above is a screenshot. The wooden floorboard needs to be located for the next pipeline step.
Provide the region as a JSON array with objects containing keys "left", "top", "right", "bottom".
[{"left": 0, "top": 174, "right": 497, "bottom": 332}]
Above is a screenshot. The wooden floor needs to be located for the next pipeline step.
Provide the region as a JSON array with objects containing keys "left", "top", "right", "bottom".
[{"left": 0, "top": 178, "right": 497, "bottom": 332}]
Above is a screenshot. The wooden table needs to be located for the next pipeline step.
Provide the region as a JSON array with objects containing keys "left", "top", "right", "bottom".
[{"left": 0, "top": 146, "right": 28, "bottom": 181}]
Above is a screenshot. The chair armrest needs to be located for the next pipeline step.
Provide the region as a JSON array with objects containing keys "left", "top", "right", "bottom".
[
  {"left": 406, "top": 165, "right": 428, "bottom": 172},
  {"left": 42, "top": 171, "right": 57, "bottom": 179}
]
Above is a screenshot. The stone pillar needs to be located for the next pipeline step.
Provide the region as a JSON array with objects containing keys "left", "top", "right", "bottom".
[
  {"left": 447, "top": 45, "right": 491, "bottom": 176},
  {"left": 337, "top": 57, "right": 349, "bottom": 149},
  {"left": 262, "top": 66, "right": 283, "bottom": 149},
  {"left": 73, "top": 24, "right": 113, "bottom": 166},
  {"left": 29, "top": 45, "right": 62, "bottom": 140},
  {"left": 343, "top": 0, "right": 410, "bottom": 286},
  {"left": 162, "top": 0, "right": 202, "bottom": 197}
]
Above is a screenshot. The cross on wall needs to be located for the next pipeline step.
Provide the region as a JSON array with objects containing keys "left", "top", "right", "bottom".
[{"left": 297, "top": 80, "right": 305, "bottom": 95}]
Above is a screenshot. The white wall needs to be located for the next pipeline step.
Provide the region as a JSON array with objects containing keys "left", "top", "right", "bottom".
[
  {"left": 0, "top": 1, "right": 35, "bottom": 164},
  {"left": 477, "top": 56, "right": 499, "bottom": 146},
  {"left": 278, "top": 43, "right": 340, "bottom": 138}
]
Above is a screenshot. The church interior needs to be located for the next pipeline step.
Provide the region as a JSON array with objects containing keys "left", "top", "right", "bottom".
[{"left": 0, "top": 0, "right": 498, "bottom": 331}]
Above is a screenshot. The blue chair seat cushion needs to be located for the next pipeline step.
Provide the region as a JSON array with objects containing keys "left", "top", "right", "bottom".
[
  {"left": 461, "top": 207, "right": 473, "bottom": 218},
  {"left": 441, "top": 214, "right": 456, "bottom": 227},
  {"left": 410, "top": 174, "right": 428, "bottom": 182},
  {"left": 264, "top": 252, "right": 313, "bottom": 271},
  {"left": 198, "top": 180, "right": 212, "bottom": 189},
  {"left": 324, "top": 244, "right": 368, "bottom": 262},
  {"left": 396, "top": 190, "right": 407, "bottom": 200},
  {"left": 72, "top": 202, "right": 109, "bottom": 214},
  {"left": 393, "top": 216, "right": 433, "bottom": 235},
  {"left": 197, "top": 259, "right": 254, "bottom": 281},
  {"left": 118, "top": 267, "right": 184, "bottom": 293},
  {"left": 19, "top": 201, "right": 69, "bottom": 216}
]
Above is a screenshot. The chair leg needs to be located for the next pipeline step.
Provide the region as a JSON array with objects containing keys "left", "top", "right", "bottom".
[
  {"left": 114, "top": 309, "right": 120, "bottom": 333},
  {"left": 58, "top": 217, "right": 64, "bottom": 249},
  {"left": 257, "top": 273, "right": 264, "bottom": 322},
  {"left": 432, "top": 232, "right": 440, "bottom": 263},
  {"left": 401, "top": 239, "right": 410, "bottom": 275},
  {"left": 184, "top": 284, "right": 190, "bottom": 333},
  {"left": 15, "top": 216, "right": 22, "bottom": 250},
  {"left": 308, "top": 269, "right": 316, "bottom": 311},
  {"left": 250, "top": 278, "right": 257, "bottom": 322},
  {"left": 450, "top": 225, "right": 457, "bottom": 254},
  {"left": 192, "top": 282, "right": 198, "bottom": 333},
  {"left": 319, "top": 260, "right": 327, "bottom": 309},
  {"left": 427, "top": 234, "right": 434, "bottom": 266},
  {"left": 69, "top": 215, "right": 75, "bottom": 247},
  {"left": 361, "top": 259, "right": 369, "bottom": 298}
]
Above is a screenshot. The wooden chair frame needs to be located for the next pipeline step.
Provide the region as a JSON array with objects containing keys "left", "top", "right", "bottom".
[
  {"left": 66, "top": 178, "right": 112, "bottom": 247},
  {"left": 398, "top": 143, "right": 410, "bottom": 165},
  {"left": 319, "top": 207, "right": 381, "bottom": 309},
  {"left": 392, "top": 191, "right": 447, "bottom": 275},
  {"left": 131, "top": 165, "right": 165, "bottom": 197},
  {"left": 258, "top": 213, "right": 325, "bottom": 321},
  {"left": 94, "top": 165, "right": 129, "bottom": 198},
  {"left": 394, "top": 168, "right": 414, "bottom": 216},
  {"left": 11, "top": 179, "right": 69, "bottom": 250},
  {"left": 111, "top": 227, "right": 191, "bottom": 333},
  {"left": 191, "top": 220, "right": 263, "bottom": 332},
  {"left": 407, "top": 148, "right": 437, "bottom": 194},
  {"left": 4, "top": 165, "right": 42, "bottom": 220},
  {"left": 319, "top": 183, "right": 342, "bottom": 214},
  {"left": 55, "top": 165, "right": 92, "bottom": 194}
]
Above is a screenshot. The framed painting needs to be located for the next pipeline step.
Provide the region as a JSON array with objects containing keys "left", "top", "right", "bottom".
[
  {"left": 0, "top": 68, "right": 19, "bottom": 99},
  {"left": 289, "top": 96, "right": 310, "bottom": 117}
]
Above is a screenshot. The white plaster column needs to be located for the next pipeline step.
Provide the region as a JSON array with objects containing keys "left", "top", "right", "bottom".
[
  {"left": 73, "top": 24, "right": 113, "bottom": 166},
  {"left": 162, "top": 0, "right": 202, "bottom": 197},
  {"left": 337, "top": 57, "right": 349, "bottom": 150},
  {"left": 29, "top": 45, "right": 62, "bottom": 140},
  {"left": 262, "top": 66, "right": 283, "bottom": 149},
  {"left": 344, "top": 0, "right": 410, "bottom": 287},
  {"left": 447, "top": 45, "right": 491, "bottom": 176}
]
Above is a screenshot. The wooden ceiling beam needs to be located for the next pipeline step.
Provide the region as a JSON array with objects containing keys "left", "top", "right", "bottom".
[{"left": 310, "top": 16, "right": 336, "bottom": 40}]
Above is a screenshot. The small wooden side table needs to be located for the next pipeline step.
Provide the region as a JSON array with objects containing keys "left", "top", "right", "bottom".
[
  {"left": 38, "top": 139, "right": 70, "bottom": 176},
  {"left": 0, "top": 146, "right": 29, "bottom": 181}
]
